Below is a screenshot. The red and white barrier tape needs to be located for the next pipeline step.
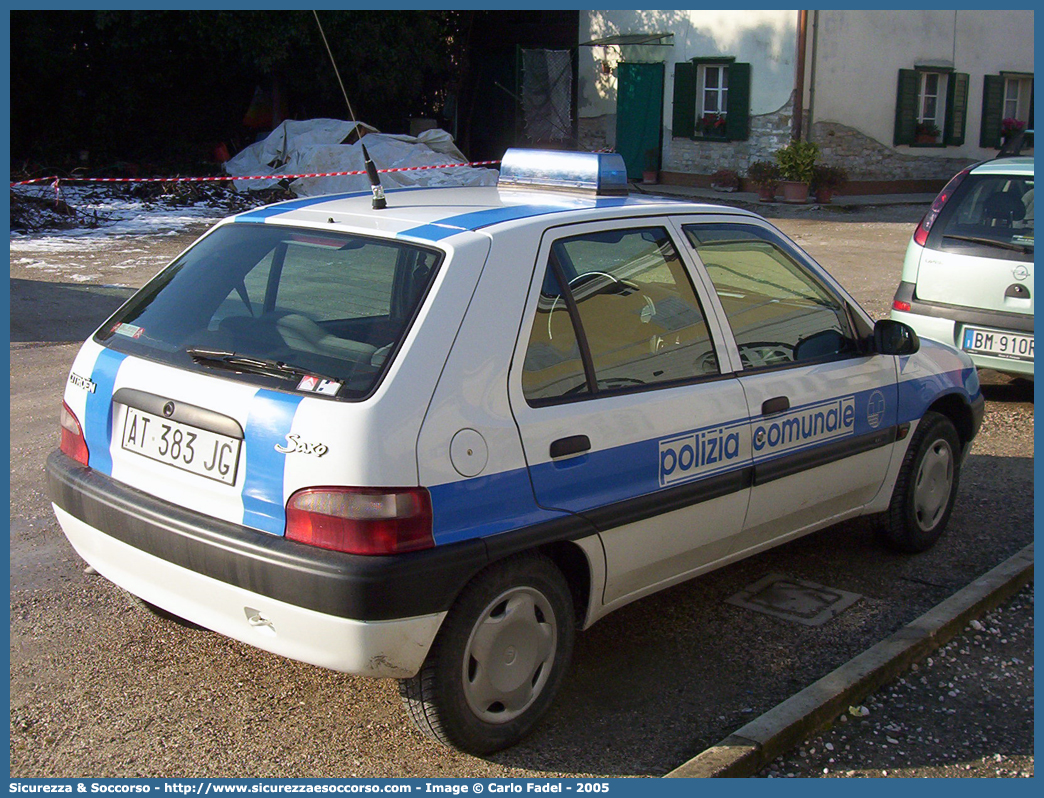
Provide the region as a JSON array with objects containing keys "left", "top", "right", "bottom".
[{"left": 10, "top": 160, "right": 501, "bottom": 189}]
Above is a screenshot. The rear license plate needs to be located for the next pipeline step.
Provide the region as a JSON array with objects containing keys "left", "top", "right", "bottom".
[
  {"left": 120, "top": 406, "right": 242, "bottom": 485},
  {"left": 961, "top": 326, "right": 1034, "bottom": 362}
]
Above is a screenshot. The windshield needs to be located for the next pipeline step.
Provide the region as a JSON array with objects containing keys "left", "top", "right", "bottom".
[
  {"left": 930, "top": 173, "right": 1034, "bottom": 262},
  {"left": 96, "top": 224, "right": 442, "bottom": 399}
]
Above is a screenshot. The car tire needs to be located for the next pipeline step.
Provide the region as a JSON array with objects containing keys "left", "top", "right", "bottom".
[
  {"left": 876, "top": 411, "right": 962, "bottom": 553},
  {"left": 399, "top": 553, "right": 575, "bottom": 755}
]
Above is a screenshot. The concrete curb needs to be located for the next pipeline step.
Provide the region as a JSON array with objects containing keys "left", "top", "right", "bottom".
[{"left": 665, "top": 544, "right": 1034, "bottom": 778}]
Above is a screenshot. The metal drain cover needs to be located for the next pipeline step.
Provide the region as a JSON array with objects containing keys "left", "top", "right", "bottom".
[{"left": 726, "top": 573, "right": 862, "bottom": 626}]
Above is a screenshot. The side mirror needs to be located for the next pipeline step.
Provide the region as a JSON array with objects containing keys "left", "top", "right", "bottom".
[{"left": 873, "top": 319, "right": 920, "bottom": 356}]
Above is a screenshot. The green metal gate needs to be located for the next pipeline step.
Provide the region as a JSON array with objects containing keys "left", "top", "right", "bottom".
[{"left": 616, "top": 62, "right": 664, "bottom": 180}]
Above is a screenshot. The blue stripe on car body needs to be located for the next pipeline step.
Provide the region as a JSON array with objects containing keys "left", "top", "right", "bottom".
[
  {"left": 428, "top": 468, "right": 567, "bottom": 546},
  {"left": 398, "top": 197, "right": 644, "bottom": 241},
  {"left": 242, "top": 390, "right": 304, "bottom": 535},
  {"left": 85, "top": 349, "right": 128, "bottom": 475},
  {"left": 426, "top": 376, "right": 975, "bottom": 546},
  {"left": 233, "top": 186, "right": 455, "bottom": 224},
  {"left": 233, "top": 192, "right": 372, "bottom": 223}
]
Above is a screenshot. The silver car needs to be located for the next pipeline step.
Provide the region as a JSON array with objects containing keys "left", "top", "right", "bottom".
[{"left": 891, "top": 155, "right": 1033, "bottom": 378}]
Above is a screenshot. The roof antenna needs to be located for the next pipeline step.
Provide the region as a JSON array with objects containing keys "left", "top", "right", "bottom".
[
  {"left": 313, "top": 10, "right": 387, "bottom": 210},
  {"left": 361, "top": 143, "right": 387, "bottom": 210}
]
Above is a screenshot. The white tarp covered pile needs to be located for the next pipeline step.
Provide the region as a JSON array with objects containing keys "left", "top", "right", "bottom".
[{"left": 223, "top": 119, "right": 498, "bottom": 196}]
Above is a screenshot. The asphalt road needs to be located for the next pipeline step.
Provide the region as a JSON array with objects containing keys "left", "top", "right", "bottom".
[{"left": 8, "top": 200, "right": 1034, "bottom": 778}]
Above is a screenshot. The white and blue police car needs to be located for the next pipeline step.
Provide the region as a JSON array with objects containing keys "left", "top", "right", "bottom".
[{"left": 48, "top": 149, "right": 984, "bottom": 754}]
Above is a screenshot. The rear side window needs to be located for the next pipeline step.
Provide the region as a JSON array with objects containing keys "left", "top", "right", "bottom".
[
  {"left": 97, "top": 225, "right": 441, "bottom": 399},
  {"left": 685, "top": 224, "right": 859, "bottom": 370},
  {"left": 929, "top": 174, "right": 1034, "bottom": 262},
  {"left": 521, "top": 226, "right": 717, "bottom": 403}
]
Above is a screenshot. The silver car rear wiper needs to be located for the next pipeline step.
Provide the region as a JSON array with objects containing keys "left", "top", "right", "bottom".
[
  {"left": 186, "top": 348, "right": 341, "bottom": 384},
  {"left": 942, "top": 234, "right": 1033, "bottom": 253}
]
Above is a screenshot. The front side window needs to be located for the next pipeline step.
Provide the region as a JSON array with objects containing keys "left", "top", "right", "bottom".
[
  {"left": 97, "top": 225, "right": 441, "bottom": 399},
  {"left": 684, "top": 224, "right": 859, "bottom": 370},
  {"left": 521, "top": 227, "right": 717, "bottom": 403}
]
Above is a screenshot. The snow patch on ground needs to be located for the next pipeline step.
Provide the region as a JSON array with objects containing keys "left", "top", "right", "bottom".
[{"left": 10, "top": 184, "right": 230, "bottom": 252}]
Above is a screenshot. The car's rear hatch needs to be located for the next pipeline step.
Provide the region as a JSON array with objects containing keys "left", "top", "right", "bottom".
[
  {"left": 64, "top": 221, "right": 446, "bottom": 535},
  {"left": 915, "top": 169, "right": 1034, "bottom": 315}
]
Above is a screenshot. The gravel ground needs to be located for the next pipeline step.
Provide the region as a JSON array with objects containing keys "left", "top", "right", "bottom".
[{"left": 757, "top": 584, "right": 1034, "bottom": 778}]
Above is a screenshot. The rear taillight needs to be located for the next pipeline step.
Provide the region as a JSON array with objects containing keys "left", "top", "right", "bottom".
[
  {"left": 285, "top": 487, "right": 434, "bottom": 555},
  {"left": 913, "top": 167, "right": 972, "bottom": 246},
  {"left": 892, "top": 299, "right": 912, "bottom": 313},
  {"left": 59, "top": 402, "right": 90, "bottom": 466}
]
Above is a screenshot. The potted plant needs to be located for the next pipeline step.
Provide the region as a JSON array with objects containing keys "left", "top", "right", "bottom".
[
  {"left": 746, "top": 160, "right": 780, "bottom": 202},
  {"left": 1001, "top": 117, "right": 1027, "bottom": 145},
  {"left": 698, "top": 113, "right": 728, "bottom": 138},
  {"left": 774, "top": 140, "right": 819, "bottom": 203},
  {"left": 710, "top": 168, "right": 739, "bottom": 192},
  {"left": 915, "top": 122, "right": 941, "bottom": 144},
  {"left": 642, "top": 148, "right": 659, "bottom": 184},
  {"left": 811, "top": 164, "right": 848, "bottom": 204}
]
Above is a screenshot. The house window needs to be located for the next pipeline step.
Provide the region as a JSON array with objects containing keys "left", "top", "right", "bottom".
[
  {"left": 1003, "top": 76, "right": 1033, "bottom": 133},
  {"left": 917, "top": 72, "right": 947, "bottom": 143},
  {"left": 981, "top": 73, "right": 1034, "bottom": 148},
  {"left": 696, "top": 64, "right": 729, "bottom": 138},
  {"left": 894, "top": 68, "right": 969, "bottom": 148},
  {"left": 672, "top": 59, "right": 750, "bottom": 142}
]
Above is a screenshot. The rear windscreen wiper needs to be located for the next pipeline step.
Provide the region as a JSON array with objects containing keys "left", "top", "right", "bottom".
[
  {"left": 942, "top": 234, "right": 1033, "bottom": 253},
  {"left": 186, "top": 348, "right": 341, "bottom": 384}
]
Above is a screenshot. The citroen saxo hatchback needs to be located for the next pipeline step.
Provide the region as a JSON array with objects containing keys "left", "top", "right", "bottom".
[{"left": 49, "top": 149, "right": 984, "bottom": 754}]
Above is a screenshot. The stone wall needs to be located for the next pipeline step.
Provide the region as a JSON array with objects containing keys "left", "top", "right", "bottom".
[
  {"left": 664, "top": 96, "right": 795, "bottom": 176},
  {"left": 580, "top": 101, "right": 979, "bottom": 185},
  {"left": 578, "top": 116, "right": 614, "bottom": 152},
  {"left": 810, "top": 121, "right": 977, "bottom": 181}
]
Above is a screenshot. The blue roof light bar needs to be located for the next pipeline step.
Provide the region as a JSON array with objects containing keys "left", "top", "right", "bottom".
[{"left": 498, "top": 149, "right": 629, "bottom": 196}]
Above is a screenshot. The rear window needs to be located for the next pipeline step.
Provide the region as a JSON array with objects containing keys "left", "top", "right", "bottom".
[
  {"left": 930, "top": 173, "right": 1034, "bottom": 262},
  {"left": 96, "top": 224, "right": 442, "bottom": 399}
]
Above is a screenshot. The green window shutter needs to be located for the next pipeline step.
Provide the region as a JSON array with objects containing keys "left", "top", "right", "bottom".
[
  {"left": 893, "top": 69, "right": 919, "bottom": 145},
  {"left": 725, "top": 62, "right": 751, "bottom": 141},
  {"left": 980, "top": 74, "right": 1005, "bottom": 148},
  {"left": 672, "top": 61, "right": 696, "bottom": 138},
  {"left": 944, "top": 73, "right": 969, "bottom": 146}
]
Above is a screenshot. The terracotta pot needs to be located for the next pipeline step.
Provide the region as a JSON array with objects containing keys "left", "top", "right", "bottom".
[
  {"left": 757, "top": 185, "right": 776, "bottom": 202},
  {"left": 780, "top": 180, "right": 809, "bottom": 204},
  {"left": 815, "top": 187, "right": 833, "bottom": 204}
]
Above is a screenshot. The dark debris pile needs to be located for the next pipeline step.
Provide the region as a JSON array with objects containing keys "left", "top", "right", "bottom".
[{"left": 10, "top": 180, "right": 296, "bottom": 234}]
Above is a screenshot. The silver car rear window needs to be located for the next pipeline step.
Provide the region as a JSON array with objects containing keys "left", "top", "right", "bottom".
[{"left": 932, "top": 174, "right": 1034, "bottom": 262}]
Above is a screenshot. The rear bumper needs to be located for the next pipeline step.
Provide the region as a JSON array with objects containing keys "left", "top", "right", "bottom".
[
  {"left": 54, "top": 504, "right": 443, "bottom": 677},
  {"left": 46, "top": 450, "right": 495, "bottom": 675},
  {"left": 891, "top": 282, "right": 1034, "bottom": 377},
  {"left": 892, "top": 281, "right": 1033, "bottom": 333}
]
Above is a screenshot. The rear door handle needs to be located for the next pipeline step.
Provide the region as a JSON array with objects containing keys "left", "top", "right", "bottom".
[
  {"left": 761, "top": 396, "right": 790, "bottom": 416},
  {"left": 550, "top": 435, "right": 591, "bottom": 459}
]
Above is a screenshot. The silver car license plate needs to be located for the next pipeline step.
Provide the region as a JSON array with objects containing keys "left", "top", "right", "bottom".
[{"left": 961, "top": 326, "right": 1034, "bottom": 362}]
